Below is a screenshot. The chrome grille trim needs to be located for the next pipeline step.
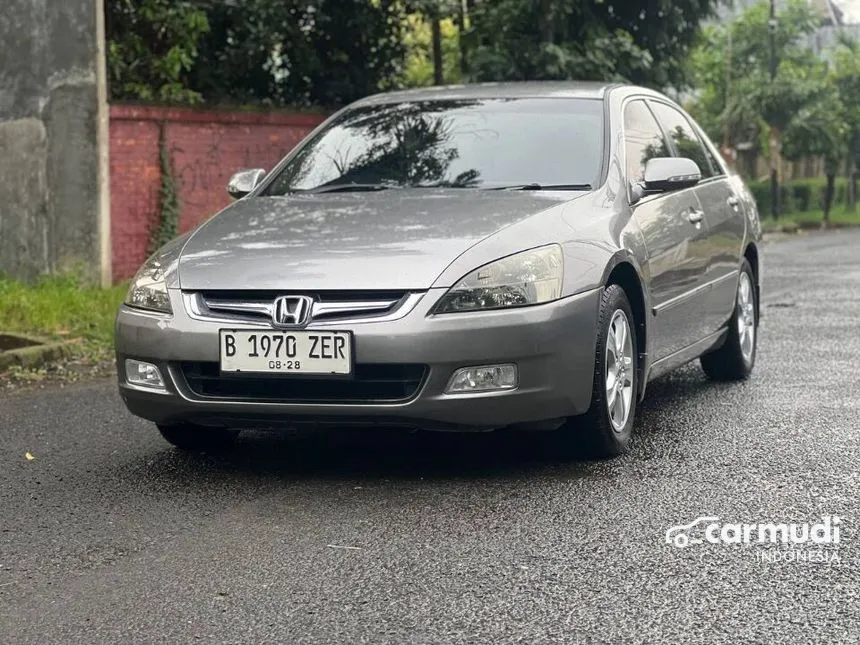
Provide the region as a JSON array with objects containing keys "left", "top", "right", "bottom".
[
  {"left": 206, "top": 300, "right": 273, "bottom": 318},
  {"left": 314, "top": 300, "right": 396, "bottom": 317},
  {"left": 183, "top": 292, "right": 425, "bottom": 327}
]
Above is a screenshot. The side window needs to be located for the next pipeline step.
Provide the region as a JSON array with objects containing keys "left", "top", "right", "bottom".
[
  {"left": 649, "top": 102, "right": 721, "bottom": 179},
  {"left": 696, "top": 125, "right": 726, "bottom": 177},
  {"left": 623, "top": 100, "right": 671, "bottom": 184}
]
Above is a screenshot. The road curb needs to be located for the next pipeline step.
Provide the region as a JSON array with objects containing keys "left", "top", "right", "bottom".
[{"left": 0, "top": 333, "right": 82, "bottom": 372}]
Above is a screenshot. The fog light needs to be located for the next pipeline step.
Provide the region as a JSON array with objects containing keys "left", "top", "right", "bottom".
[
  {"left": 126, "top": 359, "right": 165, "bottom": 390},
  {"left": 445, "top": 364, "right": 518, "bottom": 393}
]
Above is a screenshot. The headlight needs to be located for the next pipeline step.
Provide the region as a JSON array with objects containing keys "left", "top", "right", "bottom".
[
  {"left": 124, "top": 254, "right": 172, "bottom": 314},
  {"left": 434, "top": 245, "right": 563, "bottom": 314}
]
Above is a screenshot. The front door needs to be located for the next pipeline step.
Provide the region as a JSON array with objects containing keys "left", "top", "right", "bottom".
[
  {"left": 633, "top": 189, "right": 712, "bottom": 359},
  {"left": 648, "top": 100, "right": 744, "bottom": 337},
  {"left": 623, "top": 99, "right": 712, "bottom": 360}
]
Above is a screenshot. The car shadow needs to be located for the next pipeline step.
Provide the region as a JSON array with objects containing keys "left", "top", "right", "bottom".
[
  {"left": 634, "top": 363, "right": 719, "bottom": 436},
  {"left": 151, "top": 425, "right": 591, "bottom": 483},
  {"left": 136, "top": 364, "right": 724, "bottom": 484}
]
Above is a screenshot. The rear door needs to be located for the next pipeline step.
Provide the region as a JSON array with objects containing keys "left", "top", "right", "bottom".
[
  {"left": 623, "top": 99, "right": 711, "bottom": 360},
  {"left": 647, "top": 101, "right": 743, "bottom": 336}
]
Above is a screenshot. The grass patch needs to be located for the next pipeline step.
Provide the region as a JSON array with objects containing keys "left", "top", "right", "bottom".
[
  {"left": 0, "top": 275, "right": 127, "bottom": 366},
  {"left": 760, "top": 206, "right": 860, "bottom": 232}
]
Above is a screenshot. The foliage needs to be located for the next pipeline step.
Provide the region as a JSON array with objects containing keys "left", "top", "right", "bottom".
[
  {"left": 108, "top": 0, "right": 409, "bottom": 109},
  {"left": 107, "top": 0, "right": 721, "bottom": 107},
  {"left": 782, "top": 86, "right": 847, "bottom": 171},
  {"left": 466, "top": 0, "right": 719, "bottom": 88},
  {"left": 832, "top": 37, "right": 860, "bottom": 151},
  {"left": 831, "top": 35, "right": 860, "bottom": 210},
  {"left": 758, "top": 205, "right": 860, "bottom": 232},
  {"left": 401, "top": 13, "right": 462, "bottom": 87},
  {"left": 747, "top": 177, "right": 853, "bottom": 215},
  {"left": 215, "top": 0, "right": 406, "bottom": 108},
  {"left": 149, "top": 126, "right": 180, "bottom": 255},
  {"left": 688, "top": 0, "right": 826, "bottom": 148},
  {"left": 106, "top": 0, "right": 209, "bottom": 104}
]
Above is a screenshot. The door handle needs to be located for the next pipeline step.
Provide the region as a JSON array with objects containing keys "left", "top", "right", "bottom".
[
  {"left": 687, "top": 209, "right": 704, "bottom": 224},
  {"left": 727, "top": 195, "right": 740, "bottom": 210}
]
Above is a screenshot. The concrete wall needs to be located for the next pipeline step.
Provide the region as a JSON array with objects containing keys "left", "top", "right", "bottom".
[
  {"left": 0, "top": 0, "right": 110, "bottom": 283},
  {"left": 109, "top": 105, "right": 324, "bottom": 281}
]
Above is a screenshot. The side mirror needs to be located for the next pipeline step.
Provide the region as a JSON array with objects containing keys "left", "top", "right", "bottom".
[
  {"left": 227, "top": 168, "right": 266, "bottom": 199},
  {"left": 643, "top": 157, "right": 701, "bottom": 193}
]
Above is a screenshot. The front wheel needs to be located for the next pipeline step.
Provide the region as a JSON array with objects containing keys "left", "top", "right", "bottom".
[
  {"left": 700, "top": 259, "right": 757, "bottom": 381},
  {"left": 156, "top": 423, "right": 239, "bottom": 452},
  {"left": 562, "top": 284, "right": 638, "bottom": 458}
]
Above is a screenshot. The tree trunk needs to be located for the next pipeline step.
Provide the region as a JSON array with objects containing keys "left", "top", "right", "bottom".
[
  {"left": 823, "top": 171, "right": 835, "bottom": 228},
  {"left": 539, "top": 0, "right": 554, "bottom": 44},
  {"left": 458, "top": 0, "right": 468, "bottom": 76},
  {"left": 849, "top": 150, "right": 857, "bottom": 213},
  {"left": 769, "top": 125, "right": 781, "bottom": 219},
  {"left": 431, "top": 14, "right": 444, "bottom": 86}
]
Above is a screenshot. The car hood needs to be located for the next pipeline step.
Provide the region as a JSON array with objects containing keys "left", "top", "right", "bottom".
[{"left": 177, "top": 190, "right": 577, "bottom": 291}]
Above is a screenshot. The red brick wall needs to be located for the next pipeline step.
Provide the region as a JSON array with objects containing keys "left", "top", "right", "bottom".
[{"left": 109, "top": 105, "right": 326, "bottom": 281}]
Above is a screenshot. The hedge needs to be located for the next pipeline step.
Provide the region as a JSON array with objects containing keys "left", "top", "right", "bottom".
[{"left": 747, "top": 177, "right": 850, "bottom": 215}]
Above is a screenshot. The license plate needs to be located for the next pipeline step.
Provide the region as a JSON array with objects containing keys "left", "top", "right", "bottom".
[{"left": 219, "top": 330, "right": 352, "bottom": 375}]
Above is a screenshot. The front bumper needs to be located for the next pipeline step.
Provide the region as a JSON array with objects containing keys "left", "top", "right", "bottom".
[{"left": 116, "top": 287, "right": 601, "bottom": 431}]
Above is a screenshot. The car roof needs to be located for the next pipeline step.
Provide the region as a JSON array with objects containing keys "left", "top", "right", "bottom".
[{"left": 353, "top": 81, "right": 630, "bottom": 106}]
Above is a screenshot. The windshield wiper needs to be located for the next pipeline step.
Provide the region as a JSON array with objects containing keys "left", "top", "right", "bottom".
[
  {"left": 304, "top": 183, "right": 395, "bottom": 194},
  {"left": 489, "top": 183, "right": 592, "bottom": 191}
]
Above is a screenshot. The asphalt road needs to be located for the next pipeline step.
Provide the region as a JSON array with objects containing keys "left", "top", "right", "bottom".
[{"left": 2, "top": 230, "right": 859, "bottom": 644}]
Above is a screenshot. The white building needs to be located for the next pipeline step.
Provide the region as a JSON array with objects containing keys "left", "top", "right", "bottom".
[
  {"left": 716, "top": 0, "right": 860, "bottom": 56},
  {"left": 718, "top": 0, "right": 858, "bottom": 24}
]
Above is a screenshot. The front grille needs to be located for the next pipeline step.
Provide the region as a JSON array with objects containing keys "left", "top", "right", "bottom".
[
  {"left": 187, "top": 290, "right": 412, "bottom": 324},
  {"left": 178, "top": 362, "right": 427, "bottom": 404}
]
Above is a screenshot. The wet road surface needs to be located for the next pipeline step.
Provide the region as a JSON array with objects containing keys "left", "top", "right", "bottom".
[{"left": 1, "top": 230, "right": 859, "bottom": 643}]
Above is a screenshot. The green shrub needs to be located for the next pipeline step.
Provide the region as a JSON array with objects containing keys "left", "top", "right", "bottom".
[
  {"left": 747, "top": 177, "right": 849, "bottom": 215},
  {"left": 792, "top": 180, "right": 813, "bottom": 212}
]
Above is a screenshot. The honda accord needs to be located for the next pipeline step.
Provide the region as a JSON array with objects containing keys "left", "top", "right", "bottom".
[{"left": 116, "top": 81, "right": 761, "bottom": 457}]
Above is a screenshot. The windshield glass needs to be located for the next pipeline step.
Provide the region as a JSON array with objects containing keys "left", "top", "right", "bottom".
[{"left": 262, "top": 98, "right": 604, "bottom": 194}]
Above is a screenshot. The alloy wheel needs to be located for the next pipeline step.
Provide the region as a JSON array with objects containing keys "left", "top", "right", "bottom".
[
  {"left": 605, "top": 310, "right": 634, "bottom": 432},
  {"left": 737, "top": 272, "right": 756, "bottom": 364}
]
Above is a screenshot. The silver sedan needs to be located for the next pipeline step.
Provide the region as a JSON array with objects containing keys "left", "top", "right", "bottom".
[{"left": 116, "top": 81, "right": 761, "bottom": 458}]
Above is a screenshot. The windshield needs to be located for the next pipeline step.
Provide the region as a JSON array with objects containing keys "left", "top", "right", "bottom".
[{"left": 262, "top": 98, "right": 604, "bottom": 194}]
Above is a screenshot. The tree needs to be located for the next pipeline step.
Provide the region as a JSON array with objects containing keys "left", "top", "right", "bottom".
[
  {"left": 108, "top": 0, "right": 410, "bottom": 109},
  {"left": 106, "top": 0, "right": 209, "bottom": 104},
  {"left": 401, "top": 13, "right": 462, "bottom": 87},
  {"left": 183, "top": 0, "right": 285, "bottom": 106},
  {"left": 402, "top": 0, "right": 466, "bottom": 85},
  {"left": 190, "top": 0, "right": 410, "bottom": 108},
  {"left": 782, "top": 84, "right": 847, "bottom": 224},
  {"left": 831, "top": 36, "right": 860, "bottom": 212},
  {"left": 464, "top": 0, "right": 719, "bottom": 88},
  {"left": 686, "top": 0, "right": 824, "bottom": 217}
]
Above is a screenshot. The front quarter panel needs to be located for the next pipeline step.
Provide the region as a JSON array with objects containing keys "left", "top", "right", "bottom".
[
  {"left": 430, "top": 190, "right": 647, "bottom": 300},
  {"left": 157, "top": 231, "right": 194, "bottom": 290}
]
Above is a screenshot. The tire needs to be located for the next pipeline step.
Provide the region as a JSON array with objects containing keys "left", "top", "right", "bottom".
[
  {"left": 700, "top": 259, "right": 757, "bottom": 381},
  {"left": 156, "top": 423, "right": 239, "bottom": 452},
  {"left": 563, "top": 284, "right": 638, "bottom": 458}
]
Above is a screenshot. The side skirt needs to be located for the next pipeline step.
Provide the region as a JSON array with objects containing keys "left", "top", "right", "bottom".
[{"left": 643, "top": 328, "right": 729, "bottom": 386}]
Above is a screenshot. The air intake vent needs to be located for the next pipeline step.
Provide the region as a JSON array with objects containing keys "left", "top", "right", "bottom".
[{"left": 178, "top": 362, "right": 427, "bottom": 404}]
